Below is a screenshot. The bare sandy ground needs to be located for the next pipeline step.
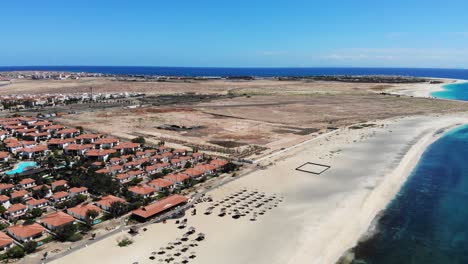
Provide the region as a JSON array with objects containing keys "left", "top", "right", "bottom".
[
  {"left": 389, "top": 78, "right": 464, "bottom": 98},
  {"left": 46, "top": 113, "right": 468, "bottom": 264}
]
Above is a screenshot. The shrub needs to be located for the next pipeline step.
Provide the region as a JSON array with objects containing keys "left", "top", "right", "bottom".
[
  {"left": 6, "top": 246, "right": 24, "bottom": 258},
  {"left": 118, "top": 237, "right": 133, "bottom": 247},
  {"left": 23, "top": 241, "right": 37, "bottom": 254}
]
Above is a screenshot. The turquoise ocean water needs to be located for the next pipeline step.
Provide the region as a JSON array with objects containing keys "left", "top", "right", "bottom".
[
  {"left": 349, "top": 125, "right": 468, "bottom": 264},
  {"left": 432, "top": 82, "right": 468, "bottom": 101}
]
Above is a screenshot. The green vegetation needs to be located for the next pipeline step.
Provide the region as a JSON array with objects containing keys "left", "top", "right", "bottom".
[
  {"left": 56, "top": 224, "right": 80, "bottom": 242},
  {"left": 108, "top": 201, "right": 128, "bottom": 218},
  {"left": 30, "top": 208, "right": 43, "bottom": 218},
  {"left": 23, "top": 241, "right": 37, "bottom": 254},
  {"left": 85, "top": 209, "right": 99, "bottom": 225},
  {"left": 131, "top": 136, "right": 145, "bottom": 145},
  {"left": 6, "top": 246, "right": 25, "bottom": 259},
  {"left": 117, "top": 237, "right": 133, "bottom": 247}
]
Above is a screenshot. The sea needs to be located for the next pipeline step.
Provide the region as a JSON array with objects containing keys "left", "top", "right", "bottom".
[
  {"left": 347, "top": 125, "right": 468, "bottom": 264},
  {"left": 1, "top": 66, "right": 468, "bottom": 79}
]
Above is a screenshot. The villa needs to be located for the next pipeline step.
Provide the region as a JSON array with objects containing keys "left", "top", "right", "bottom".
[
  {"left": 40, "top": 211, "right": 75, "bottom": 231},
  {"left": 128, "top": 185, "right": 156, "bottom": 198},
  {"left": 147, "top": 178, "right": 174, "bottom": 192},
  {"left": 115, "top": 173, "right": 135, "bottom": 184},
  {"left": 0, "top": 231, "right": 13, "bottom": 250},
  {"left": 51, "top": 180, "right": 68, "bottom": 191},
  {"left": 69, "top": 187, "right": 88, "bottom": 197},
  {"left": 10, "top": 190, "right": 30, "bottom": 200},
  {"left": 182, "top": 168, "right": 204, "bottom": 178},
  {"left": 163, "top": 173, "right": 190, "bottom": 185},
  {"left": 26, "top": 198, "right": 49, "bottom": 210},
  {"left": 17, "top": 178, "right": 36, "bottom": 189},
  {"left": 113, "top": 142, "right": 140, "bottom": 153},
  {"left": 95, "top": 195, "right": 126, "bottom": 211},
  {"left": 17, "top": 145, "right": 49, "bottom": 159},
  {"left": 95, "top": 137, "right": 119, "bottom": 149},
  {"left": 0, "top": 152, "right": 10, "bottom": 162},
  {"left": 6, "top": 203, "right": 27, "bottom": 219},
  {"left": 85, "top": 149, "right": 115, "bottom": 161},
  {"left": 51, "top": 191, "right": 70, "bottom": 203},
  {"left": 6, "top": 223, "right": 46, "bottom": 242},
  {"left": 55, "top": 128, "right": 80, "bottom": 138},
  {"left": 75, "top": 134, "right": 102, "bottom": 144},
  {"left": 64, "top": 144, "right": 94, "bottom": 156},
  {"left": 0, "top": 183, "right": 14, "bottom": 194},
  {"left": 0, "top": 195, "right": 10, "bottom": 209},
  {"left": 47, "top": 138, "right": 75, "bottom": 149},
  {"left": 67, "top": 204, "right": 102, "bottom": 221}
]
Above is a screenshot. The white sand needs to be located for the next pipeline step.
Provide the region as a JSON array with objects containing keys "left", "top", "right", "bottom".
[
  {"left": 389, "top": 78, "right": 465, "bottom": 98},
  {"left": 48, "top": 113, "right": 468, "bottom": 264}
]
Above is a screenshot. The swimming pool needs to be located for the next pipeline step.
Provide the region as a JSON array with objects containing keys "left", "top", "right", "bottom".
[{"left": 5, "top": 161, "right": 38, "bottom": 175}]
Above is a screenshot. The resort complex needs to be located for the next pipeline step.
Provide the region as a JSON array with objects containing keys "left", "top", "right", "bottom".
[{"left": 0, "top": 114, "right": 235, "bottom": 261}]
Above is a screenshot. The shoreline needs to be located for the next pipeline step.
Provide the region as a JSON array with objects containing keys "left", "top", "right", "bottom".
[
  {"left": 47, "top": 114, "right": 468, "bottom": 264},
  {"left": 329, "top": 122, "right": 462, "bottom": 264},
  {"left": 390, "top": 78, "right": 466, "bottom": 98}
]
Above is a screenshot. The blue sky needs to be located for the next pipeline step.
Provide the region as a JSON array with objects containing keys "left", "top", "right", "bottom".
[{"left": 1, "top": 0, "right": 468, "bottom": 67}]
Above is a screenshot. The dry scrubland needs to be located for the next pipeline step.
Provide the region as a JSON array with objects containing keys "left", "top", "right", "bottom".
[{"left": 45, "top": 78, "right": 468, "bottom": 158}]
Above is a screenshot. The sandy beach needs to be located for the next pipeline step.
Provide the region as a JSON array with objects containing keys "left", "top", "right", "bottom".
[
  {"left": 43, "top": 113, "right": 468, "bottom": 264},
  {"left": 389, "top": 78, "right": 465, "bottom": 98}
]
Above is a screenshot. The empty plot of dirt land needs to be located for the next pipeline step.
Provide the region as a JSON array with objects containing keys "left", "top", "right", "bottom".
[
  {"left": 0, "top": 78, "right": 436, "bottom": 96},
  {"left": 55, "top": 90, "right": 468, "bottom": 158}
]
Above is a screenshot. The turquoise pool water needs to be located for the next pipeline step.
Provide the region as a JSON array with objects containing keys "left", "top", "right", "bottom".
[
  {"left": 432, "top": 82, "right": 468, "bottom": 101},
  {"left": 5, "top": 161, "right": 38, "bottom": 175}
]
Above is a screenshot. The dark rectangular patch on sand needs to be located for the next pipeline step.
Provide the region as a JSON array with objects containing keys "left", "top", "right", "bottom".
[{"left": 296, "top": 162, "right": 330, "bottom": 175}]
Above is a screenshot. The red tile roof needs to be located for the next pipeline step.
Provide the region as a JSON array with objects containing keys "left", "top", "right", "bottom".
[
  {"left": 0, "top": 231, "right": 13, "bottom": 248},
  {"left": 0, "top": 183, "right": 13, "bottom": 190},
  {"left": 68, "top": 204, "right": 102, "bottom": 218},
  {"left": 51, "top": 180, "right": 68, "bottom": 188},
  {"left": 18, "top": 178, "right": 35, "bottom": 185},
  {"left": 96, "top": 195, "right": 126, "bottom": 208},
  {"left": 56, "top": 128, "right": 79, "bottom": 134},
  {"left": 132, "top": 195, "right": 188, "bottom": 219},
  {"left": 182, "top": 168, "right": 204, "bottom": 177},
  {"left": 10, "top": 190, "right": 29, "bottom": 199},
  {"left": 69, "top": 187, "right": 88, "bottom": 193},
  {"left": 40, "top": 211, "right": 75, "bottom": 228},
  {"left": 18, "top": 145, "right": 48, "bottom": 153},
  {"left": 164, "top": 173, "right": 190, "bottom": 183},
  {"left": 0, "top": 152, "right": 9, "bottom": 159},
  {"left": 75, "top": 134, "right": 102, "bottom": 140},
  {"left": 65, "top": 144, "right": 94, "bottom": 151},
  {"left": 128, "top": 185, "right": 156, "bottom": 196},
  {"left": 95, "top": 137, "right": 119, "bottom": 145},
  {"left": 113, "top": 142, "right": 139, "bottom": 150},
  {"left": 85, "top": 149, "right": 115, "bottom": 157},
  {"left": 7, "top": 223, "right": 45, "bottom": 239},
  {"left": 26, "top": 198, "right": 48, "bottom": 206},
  {"left": 7, "top": 203, "right": 27, "bottom": 213},
  {"left": 148, "top": 178, "right": 174, "bottom": 189},
  {"left": 52, "top": 191, "right": 69, "bottom": 200},
  {"left": 210, "top": 159, "right": 229, "bottom": 167},
  {"left": 48, "top": 138, "right": 75, "bottom": 145},
  {"left": 0, "top": 195, "right": 9, "bottom": 202}
]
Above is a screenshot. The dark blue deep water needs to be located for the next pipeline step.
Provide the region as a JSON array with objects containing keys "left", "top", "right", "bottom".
[
  {"left": 351, "top": 125, "right": 468, "bottom": 264},
  {"left": 2, "top": 66, "right": 468, "bottom": 79}
]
